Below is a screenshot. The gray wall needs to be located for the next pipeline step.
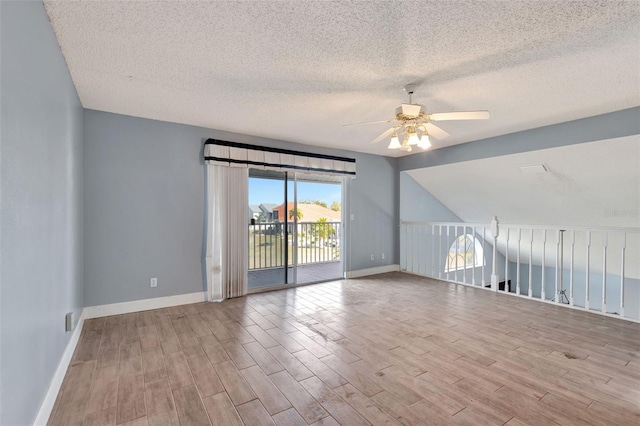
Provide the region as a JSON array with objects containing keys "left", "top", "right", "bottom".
[
  {"left": 399, "top": 171, "right": 506, "bottom": 286},
  {"left": 83, "top": 110, "right": 398, "bottom": 306},
  {"left": 0, "top": 2, "right": 84, "bottom": 425},
  {"left": 400, "top": 172, "right": 461, "bottom": 222}
]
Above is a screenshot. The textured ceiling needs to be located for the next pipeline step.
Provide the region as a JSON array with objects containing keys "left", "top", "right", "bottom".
[{"left": 44, "top": 0, "right": 640, "bottom": 157}]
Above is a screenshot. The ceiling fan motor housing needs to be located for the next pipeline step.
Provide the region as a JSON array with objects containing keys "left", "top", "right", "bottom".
[{"left": 396, "top": 104, "right": 424, "bottom": 119}]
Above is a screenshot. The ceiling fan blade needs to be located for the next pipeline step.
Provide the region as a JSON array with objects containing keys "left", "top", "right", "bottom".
[
  {"left": 428, "top": 110, "right": 490, "bottom": 121},
  {"left": 370, "top": 126, "right": 397, "bottom": 144},
  {"left": 343, "top": 119, "right": 396, "bottom": 127},
  {"left": 421, "top": 122, "right": 450, "bottom": 140}
]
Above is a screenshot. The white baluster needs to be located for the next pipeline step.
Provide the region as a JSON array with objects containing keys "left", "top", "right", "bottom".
[
  {"left": 585, "top": 231, "right": 591, "bottom": 310},
  {"left": 555, "top": 229, "right": 561, "bottom": 304},
  {"left": 423, "top": 225, "right": 427, "bottom": 276},
  {"left": 541, "top": 229, "right": 547, "bottom": 301},
  {"left": 424, "top": 225, "right": 428, "bottom": 277},
  {"left": 559, "top": 230, "right": 565, "bottom": 303},
  {"left": 491, "top": 216, "right": 499, "bottom": 291},
  {"left": 482, "top": 227, "right": 486, "bottom": 287},
  {"left": 406, "top": 224, "right": 411, "bottom": 273},
  {"left": 602, "top": 232, "right": 608, "bottom": 313},
  {"left": 423, "top": 224, "right": 427, "bottom": 276},
  {"left": 431, "top": 225, "right": 436, "bottom": 277},
  {"left": 472, "top": 227, "right": 476, "bottom": 287},
  {"left": 454, "top": 225, "right": 460, "bottom": 283},
  {"left": 420, "top": 225, "right": 425, "bottom": 276},
  {"left": 439, "top": 225, "right": 443, "bottom": 279},
  {"left": 447, "top": 226, "right": 452, "bottom": 280},
  {"left": 569, "top": 231, "right": 575, "bottom": 307},
  {"left": 411, "top": 224, "right": 415, "bottom": 274},
  {"left": 516, "top": 228, "right": 521, "bottom": 296},
  {"left": 404, "top": 224, "right": 408, "bottom": 272},
  {"left": 463, "top": 226, "right": 467, "bottom": 285},
  {"left": 492, "top": 234, "right": 498, "bottom": 291},
  {"left": 528, "top": 229, "right": 533, "bottom": 298},
  {"left": 620, "top": 233, "right": 626, "bottom": 318},
  {"left": 504, "top": 228, "right": 510, "bottom": 292},
  {"left": 415, "top": 225, "right": 419, "bottom": 275},
  {"left": 407, "top": 225, "right": 413, "bottom": 272},
  {"left": 417, "top": 225, "right": 421, "bottom": 275},
  {"left": 425, "top": 225, "right": 429, "bottom": 276}
]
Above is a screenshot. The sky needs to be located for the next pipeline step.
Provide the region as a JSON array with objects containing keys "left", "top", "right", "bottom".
[{"left": 249, "top": 177, "right": 341, "bottom": 206}]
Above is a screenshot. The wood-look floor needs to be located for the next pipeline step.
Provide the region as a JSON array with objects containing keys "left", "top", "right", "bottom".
[{"left": 48, "top": 272, "right": 640, "bottom": 426}]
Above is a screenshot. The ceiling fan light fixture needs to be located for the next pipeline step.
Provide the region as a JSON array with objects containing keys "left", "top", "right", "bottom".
[
  {"left": 399, "top": 133, "right": 412, "bottom": 152},
  {"left": 344, "top": 85, "right": 489, "bottom": 154},
  {"left": 388, "top": 131, "right": 401, "bottom": 149},
  {"left": 406, "top": 126, "right": 420, "bottom": 145},
  {"left": 418, "top": 133, "right": 431, "bottom": 149},
  {"left": 408, "top": 133, "right": 420, "bottom": 146}
]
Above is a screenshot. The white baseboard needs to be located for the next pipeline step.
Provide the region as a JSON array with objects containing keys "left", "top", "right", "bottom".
[
  {"left": 84, "top": 292, "right": 207, "bottom": 319},
  {"left": 346, "top": 264, "right": 399, "bottom": 279},
  {"left": 33, "top": 310, "right": 86, "bottom": 426},
  {"left": 34, "top": 291, "right": 207, "bottom": 424}
]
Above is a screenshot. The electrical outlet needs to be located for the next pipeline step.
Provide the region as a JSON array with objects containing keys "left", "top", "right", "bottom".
[
  {"left": 150, "top": 277, "right": 158, "bottom": 288},
  {"left": 370, "top": 254, "right": 374, "bottom": 261},
  {"left": 350, "top": 214, "right": 355, "bottom": 221},
  {"left": 65, "top": 312, "right": 74, "bottom": 332},
  {"left": 382, "top": 253, "right": 385, "bottom": 260}
]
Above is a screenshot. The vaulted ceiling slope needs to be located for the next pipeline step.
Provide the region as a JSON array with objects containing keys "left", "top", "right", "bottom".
[
  {"left": 405, "top": 136, "right": 640, "bottom": 228},
  {"left": 44, "top": 1, "right": 640, "bottom": 157}
]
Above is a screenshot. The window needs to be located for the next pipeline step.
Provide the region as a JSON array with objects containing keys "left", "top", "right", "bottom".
[{"left": 444, "top": 234, "right": 484, "bottom": 272}]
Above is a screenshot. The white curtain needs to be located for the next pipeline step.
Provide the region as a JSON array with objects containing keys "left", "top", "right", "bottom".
[{"left": 206, "top": 165, "right": 249, "bottom": 300}]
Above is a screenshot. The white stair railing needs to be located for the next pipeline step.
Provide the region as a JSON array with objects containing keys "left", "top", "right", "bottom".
[{"left": 400, "top": 218, "right": 640, "bottom": 322}]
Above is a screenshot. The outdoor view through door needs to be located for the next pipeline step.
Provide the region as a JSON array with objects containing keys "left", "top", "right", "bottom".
[{"left": 248, "top": 169, "right": 343, "bottom": 290}]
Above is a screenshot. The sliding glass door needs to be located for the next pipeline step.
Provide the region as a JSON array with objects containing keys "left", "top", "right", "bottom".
[
  {"left": 248, "top": 170, "right": 287, "bottom": 289},
  {"left": 247, "top": 169, "right": 343, "bottom": 290},
  {"left": 291, "top": 174, "right": 342, "bottom": 285}
]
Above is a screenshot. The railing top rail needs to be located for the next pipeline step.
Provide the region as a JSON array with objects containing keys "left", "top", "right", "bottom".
[
  {"left": 400, "top": 221, "right": 487, "bottom": 227},
  {"left": 250, "top": 221, "right": 340, "bottom": 225},
  {"left": 500, "top": 223, "right": 640, "bottom": 233},
  {"left": 400, "top": 220, "right": 640, "bottom": 233}
]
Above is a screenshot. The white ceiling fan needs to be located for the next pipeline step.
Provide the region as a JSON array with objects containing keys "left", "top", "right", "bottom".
[{"left": 344, "top": 84, "right": 490, "bottom": 152}]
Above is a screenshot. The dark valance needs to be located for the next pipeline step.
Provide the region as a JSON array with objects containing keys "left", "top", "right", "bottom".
[{"left": 204, "top": 139, "right": 356, "bottom": 177}]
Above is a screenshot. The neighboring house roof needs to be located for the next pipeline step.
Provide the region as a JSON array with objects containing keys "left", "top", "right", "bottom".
[
  {"left": 273, "top": 202, "right": 341, "bottom": 223},
  {"left": 249, "top": 204, "right": 261, "bottom": 215},
  {"left": 259, "top": 203, "right": 278, "bottom": 213}
]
